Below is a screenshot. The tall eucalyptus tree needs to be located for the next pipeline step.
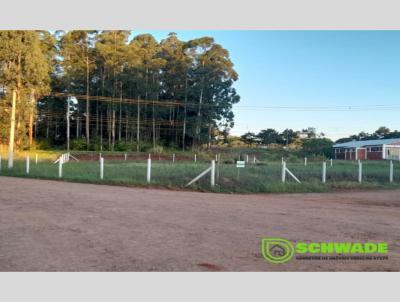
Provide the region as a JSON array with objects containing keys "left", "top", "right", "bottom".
[{"left": 60, "top": 30, "right": 97, "bottom": 148}]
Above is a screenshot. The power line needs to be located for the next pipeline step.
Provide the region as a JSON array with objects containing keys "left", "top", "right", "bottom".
[
  {"left": 37, "top": 112, "right": 184, "bottom": 126},
  {"left": 45, "top": 92, "right": 400, "bottom": 111}
]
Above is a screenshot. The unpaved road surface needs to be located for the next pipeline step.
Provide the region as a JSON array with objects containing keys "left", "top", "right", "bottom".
[{"left": 0, "top": 176, "right": 399, "bottom": 271}]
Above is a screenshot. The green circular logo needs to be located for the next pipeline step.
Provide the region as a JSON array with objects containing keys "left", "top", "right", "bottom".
[{"left": 261, "top": 237, "right": 295, "bottom": 264}]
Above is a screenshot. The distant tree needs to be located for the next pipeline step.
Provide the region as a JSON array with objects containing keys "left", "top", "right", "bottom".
[
  {"left": 159, "top": 33, "right": 191, "bottom": 150},
  {"left": 130, "top": 34, "right": 166, "bottom": 149},
  {"left": 60, "top": 30, "right": 97, "bottom": 148},
  {"left": 301, "top": 127, "right": 317, "bottom": 138},
  {"left": 185, "top": 37, "right": 239, "bottom": 150},
  {"left": 302, "top": 138, "right": 333, "bottom": 157},
  {"left": 385, "top": 130, "right": 400, "bottom": 138},
  {"left": 0, "top": 31, "right": 52, "bottom": 167},
  {"left": 279, "top": 129, "right": 297, "bottom": 146},
  {"left": 241, "top": 132, "right": 257, "bottom": 147},
  {"left": 257, "top": 128, "right": 279, "bottom": 145},
  {"left": 375, "top": 126, "right": 390, "bottom": 138},
  {"left": 335, "top": 126, "right": 400, "bottom": 143},
  {"left": 26, "top": 31, "right": 55, "bottom": 148},
  {"left": 96, "top": 30, "right": 130, "bottom": 149},
  {"left": 217, "top": 122, "right": 231, "bottom": 145},
  {"left": 358, "top": 131, "right": 370, "bottom": 140},
  {"left": 1, "top": 30, "right": 241, "bottom": 152}
]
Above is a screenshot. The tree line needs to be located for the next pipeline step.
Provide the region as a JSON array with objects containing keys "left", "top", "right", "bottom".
[
  {"left": 240, "top": 127, "right": 325, "bottom": 146},
  {"left": 0, "top": 30, "right": 240, "bottom": 161},
  {"left": 238, "top": 128, "right": 333, "bottom": 156},
  {"left": 335, "top": 126, "right": 400, "bottom": 143},
  {"left": 237, "top": 126, "right": 400, "bottom": 157}
]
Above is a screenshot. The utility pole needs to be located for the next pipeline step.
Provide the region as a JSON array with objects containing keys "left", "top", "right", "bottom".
[
  {"left": 8, "top": 90, "right": 17, "bottom": 169},
  {"left": 137, "top": 96, "right": 140, "bottom": 152},
  {"left": 182, "top": 77, "right": 188, "bottom": 151},
  {"left": 286, "top": 131, "right": 289, "bottom": 148},
  {"left": 66, "top": 96, "right": 70, "bottom": 151},
  {"left": 86, "top": 55, "right": 90, "bottom": 149},
  {"left": 76, "top": 107, "right": 79, "bottom": 139}
]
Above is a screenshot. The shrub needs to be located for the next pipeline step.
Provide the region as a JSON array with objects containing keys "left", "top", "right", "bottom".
[
  {"left": 114, "top": 141, "right": 130, "bottom": 151},
  {"left": 150, "top": 145, "right": 164, "bottom": 154},
  {"left": 32, "top": 139, "right": 51, "bottom": 150},
  {"left": 70, "top": 138, "right": 87, "bottom": 151}
]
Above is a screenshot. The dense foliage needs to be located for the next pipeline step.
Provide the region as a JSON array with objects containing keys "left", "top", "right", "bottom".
[
  {"left": 237, "top": 126, "right": 400, "bottom": 158},
  {"left": 239, "top": 128, "right": 334, "bottom": 157},
  {"left": 335, "top": 126, "right": 400, "bottom": 143},
  {"left": 0, "top": 30, "right": 239, "bottom": 151}
]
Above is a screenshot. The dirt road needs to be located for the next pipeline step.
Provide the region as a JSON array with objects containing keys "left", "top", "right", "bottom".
[{"left": 0, "top": 176, "right": 399, "bottom": 271}]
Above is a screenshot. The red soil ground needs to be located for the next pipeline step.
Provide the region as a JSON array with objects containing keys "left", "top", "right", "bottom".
[{"left": 0, "top": 176, "right": 399, "bottom": 271}]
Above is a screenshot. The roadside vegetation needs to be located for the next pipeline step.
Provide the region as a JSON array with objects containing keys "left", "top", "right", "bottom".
[
  {"left": 1, "top": 31, "right": 400, "bottom": 194},
  {"left": 1, "top": 148, "right": 399, "bottom": 193}
]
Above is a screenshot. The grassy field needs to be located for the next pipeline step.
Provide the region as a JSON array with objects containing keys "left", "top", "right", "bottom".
[
  {"left": 1, "top": 153, "right": 399, "bottom": 193},
  {"left": 0, "top": 146, "right": 323, "bottom": 164}
]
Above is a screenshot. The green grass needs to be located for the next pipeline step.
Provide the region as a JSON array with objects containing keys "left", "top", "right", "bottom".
[
  {"left": 0, "top": 149, "right": 59, "bottom": 162},
  {"left": 1, "top": 157, "right": 399, "bottom": 193}
]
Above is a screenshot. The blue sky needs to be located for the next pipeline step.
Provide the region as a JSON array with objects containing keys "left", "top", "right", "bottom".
[{"left": 133, "top": 30, "right": 400, "bottom": 141}]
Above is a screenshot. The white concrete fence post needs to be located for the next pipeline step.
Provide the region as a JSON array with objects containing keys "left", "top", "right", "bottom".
[
  {"left": 330, "top": 158, "right": 333, "bottom": 167},
  {"left": 100, "top": 157, "right": 104, "bottom": 180},
  {"left": 194, "top": 153, "right": 197, "bottom": 163},
  {"left": 246, "top": 154, "right": 249, "bottom": 163},
  {"left": 253, "top": 156, "right": 256, "bottom": 164},
  {"left": 35, "top": 153, "right": 38, "bottom": 164},
  {"left": 322, "top": 161, "right": 326, "bottom": 183},
  {"left": 304, "top": 157, "right": 307, "bottom": 166},
  {"left": 8, "top": 151, "right": 13, "bottom": 169},
  {"left": 216, "top": 154, "right": 220, "bottom": 183},
  {"left": 172, "top": 153, "right": 175, "bottom": 163},
  {"left": 124, "top": 153, "right": 127, "bottom": 161},
  {"left": 282, "top": 161, "right": 286, "bottom": 183},
  {"left": 147, "top": 157, "right": 151, "bottom": 183},
  {"left": 211, "top": 160, "right": 215, "bottom": 187},
  {"left": 58, "top": 157, "right": 63, "bottom": 178},
  {"left": 358, "top": 161, "right": 363, "bottom": 183},
  {"left": 389, "top": 160, "right": 394, "bottom": 183},
  {"left": 26, "top": 156, "right": 30, "bottom": 174}
]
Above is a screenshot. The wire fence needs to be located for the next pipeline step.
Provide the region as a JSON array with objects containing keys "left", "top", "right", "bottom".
[{"left": 1, "top": 152, "right": 399, "bottom": 193}]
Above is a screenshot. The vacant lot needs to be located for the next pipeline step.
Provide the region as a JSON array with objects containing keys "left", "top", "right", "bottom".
[
  {"left": 2, "top": 157, "right": 400, "bottom": 193},
  {"left": 0, "top": 176, "right": 399, "bottom": 271}
]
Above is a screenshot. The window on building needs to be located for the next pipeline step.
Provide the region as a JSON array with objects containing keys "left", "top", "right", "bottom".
[{"left": 369, "top": 146, "right": 382, "bottom": 152}]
